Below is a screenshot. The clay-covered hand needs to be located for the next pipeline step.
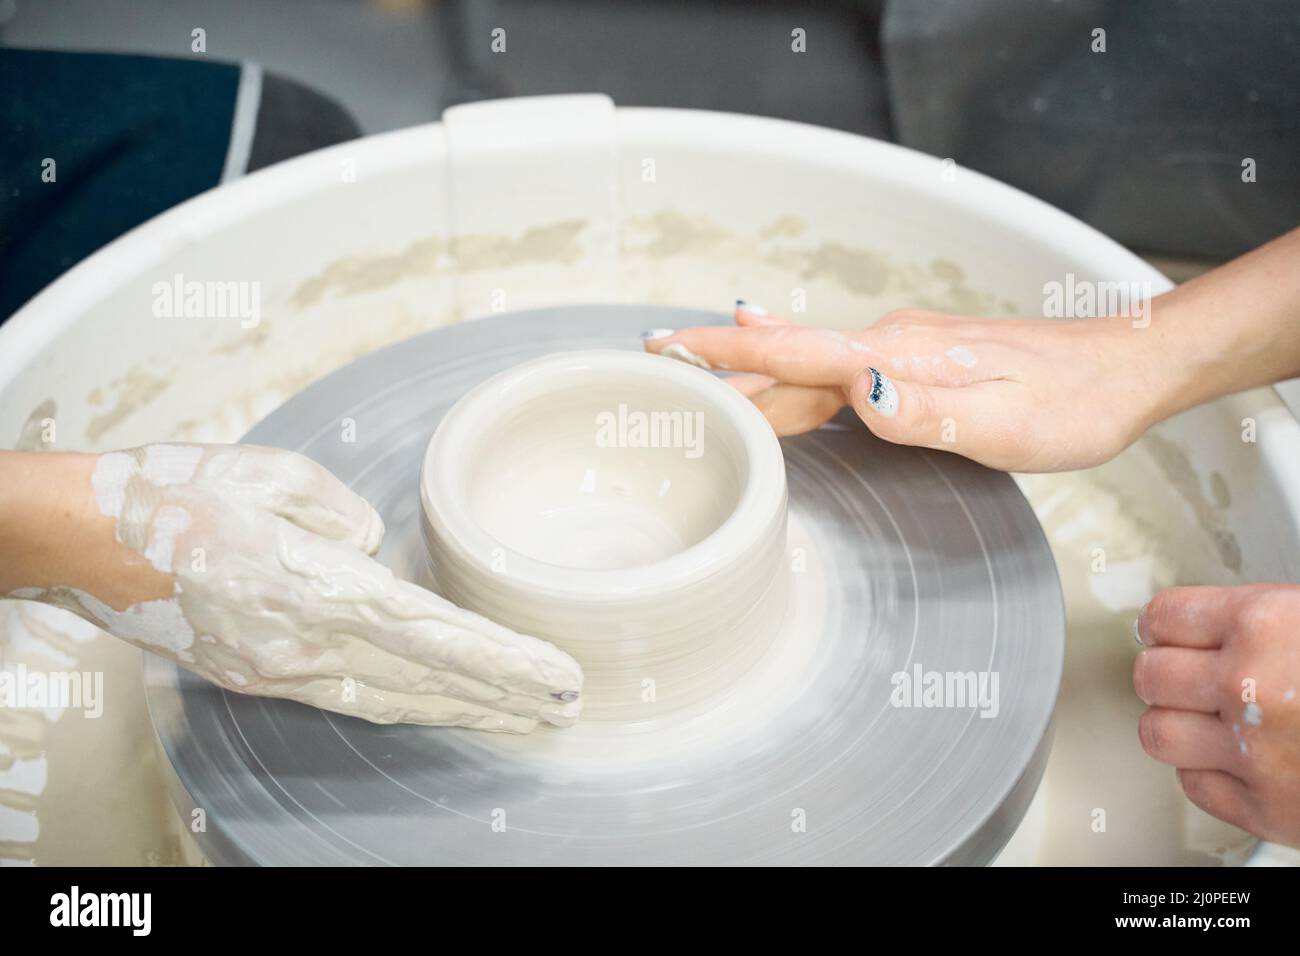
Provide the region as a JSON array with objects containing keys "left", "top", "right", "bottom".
[
  {"left": 2, "top": 445, "right": 583, "bottom": 732},
  {"left": 643, "top": 302, "right": 1166, "bottom": 473},
  {"left": 1134, "top": 585, "right": 1300, "bottom": 847}
]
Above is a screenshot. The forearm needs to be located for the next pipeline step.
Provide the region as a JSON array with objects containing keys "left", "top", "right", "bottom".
[
  {"left": 1145, "top": 226, "right": 1300, "bottom": 422},
  {"left": 0, "top": 451, "right": 170, "bottom": 610}
]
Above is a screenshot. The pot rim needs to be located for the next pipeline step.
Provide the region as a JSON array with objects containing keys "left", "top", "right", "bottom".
[{"left": 420, "top": 348, "right": 787, "bottom": 601}]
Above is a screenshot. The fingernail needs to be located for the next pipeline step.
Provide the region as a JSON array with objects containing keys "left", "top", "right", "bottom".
[
  {"left": 640, "top": 328, "right": 674, "bottom": 341},
  {"left": 1132, "top": 603, "right": 1150, "bottom": 645},
  {"left": 735, "top": 299, "right": 768, "bottom": 316},
  {"left": 540, "top": 697, "right": 582, "bottom": 727},
  {"left": 1133, "top": 650, "right": 1151, "bottom": 703},
  {"left": 660, "top": 343, "right": 713, "bottom": 370},
  {"left": 865, "top": 367, "right": 898, "bottom": 417},
  {"left": 552, "top": 690, "right": 579, "bottom": 702}
]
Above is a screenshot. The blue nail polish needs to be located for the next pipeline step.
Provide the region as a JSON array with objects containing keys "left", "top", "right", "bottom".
[{"left": 865, "top": 367, "right": 898, "bottom": 417}]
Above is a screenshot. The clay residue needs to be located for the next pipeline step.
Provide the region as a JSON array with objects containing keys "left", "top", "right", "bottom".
[
  {"left": 86, "top": 368, "right": 173, "bottom": 446},
  {"left": 1139, "top": 432, "right": 1242, "bottom": 572},
  {"left": 759, "top": 214, "right": 807, "bottom": 240},
  {"left": 931, "top": 258, "right": 965, "bottom": 284},
  {"left": 14, "top": 399, "right": 57, "bottom": 451},
  {"left": 170, "top": 304, "right": 457, "bottom": 445},
  {"left": 450, "top": 219, "right": 587, "bottom": 270},
  {"left": 0, "top": 599, "right": 198, "bottom": 865},
  {"left": 624, "top": 211, "right": 1001, "bottom": 316},
  {"left": 624, "top": 211, "right": 730, "bottom": 259},
  {"left": 801, "top": 242, "right": 892, "bottom": 296},
  {"left": 291, "top": 210, "right": 1002, "bottom": 318},
  {"left": 776, "top": 240, "right": 995, "bottom": 313},
  {"left": 210, "top": 320, "right": 272, "bottom": 356},
  {"left": 292, "top": 236, "right": 445, "bottom": 309},
  {"left": 290, "top": 220, "right": 587, "bottom": 310},
  {"left": 1209, "top": 471, "right": 1232, "bottom": 509}
]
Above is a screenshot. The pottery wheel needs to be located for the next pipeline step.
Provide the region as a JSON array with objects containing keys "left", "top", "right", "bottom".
[{"left": 144, "top": 305, "right": 1064, "bottom": 865}]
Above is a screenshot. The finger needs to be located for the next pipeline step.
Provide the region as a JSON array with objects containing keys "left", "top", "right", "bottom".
[
  {"left": 642, "top": 324, "right": 873, "bottom": 385},
  {"left": 726, "top": 372, "right": 778, "bottom": 396},
  {"left": 374, "top": 584, "right": 588, "bottom": 709},
  {"left": 1137, "top": 586, "right": 1251, "bottom": 649},
  {"left": 204, "top": 446, "right": 385, "bottom": 554},
  {"left": 262, "top": 450, "right": 386, "bottom": 554},
  {"left": 857, "top": 309, "right": 1004, "bottom": 387},
  {"left": 269, "top": 519, "right": 584, "bottom": 709},
  {"left": 734, "top": 300, "right": 790, "bottom": 327},
  {"left": 874, "top": 341, "right": 993, "bottom": 388},
  {"left": 1133, "top": 647, "right": 1224, "bottom": 712},
  {"left": 294, "top": 634, "right": 582, "bottom": 726},
  {"left": 211, "top": 617, "right": 579, "bottom": 727},
  {"left": 364, "top": 565, "right": 584, "bottom": 706},
  {"left": 279, "top": 676, "right": 541, "bottom": 733},
  {"left": 1176, "top": 769, "right": 1258, "bottom": 834},
  {"left": 726, "top": 373, "right": 845, "bottom": 436},
  {"left": 201, "top": 652, "right": 547, "bottom": 731},
  {"left": 844, "top": 365, "right": 1025, "bottom": 467},
  {"left": 1138, "top": 707, "right": 1240, "bottom": 771}
]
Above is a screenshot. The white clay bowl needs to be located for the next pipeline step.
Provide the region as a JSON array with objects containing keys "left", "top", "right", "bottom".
[{"left": 420, "top": 349, "right": 789, "bottom": 719}]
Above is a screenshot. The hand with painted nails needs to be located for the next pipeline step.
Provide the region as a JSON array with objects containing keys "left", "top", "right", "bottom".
[
  {"left": 0, "top": 445, "right": 583, "bottom": 733},
  {"left": 1133, "top": 585, "right": 1300, "bottom": 847},
  {"left": 642, "top": 228, "right": 1300, "bottom": 473},
  {"left": 645, "top": 302, "right": 1156, "bottom": 471},
  {"left": 642, "top": 228, "right": 1300, "bottom": 846}
]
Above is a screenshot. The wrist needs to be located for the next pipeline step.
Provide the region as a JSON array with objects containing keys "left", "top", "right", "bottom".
[
  {"left": 0, "top": 453, "right": 82, "bottom": 590},
  {"left": 1134, "top": 229, "right": 1300, "bottom": 425},
  {"left": 0, "top": 452, "right": 95, "bottom": 596},
  {"left": 0, "top": 451, "right": 171, "bottom": 610},
  {"left": 1122, "top": 289, "right": 1237, "bottom": 430}
]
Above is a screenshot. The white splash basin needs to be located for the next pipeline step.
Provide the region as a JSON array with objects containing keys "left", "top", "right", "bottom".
[{"left": 2, "top": 95, "right": 1297, "bottom": 865}]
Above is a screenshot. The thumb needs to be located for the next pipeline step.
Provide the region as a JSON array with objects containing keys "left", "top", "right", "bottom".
[
  {"left": 727, "top": 373, "right": 846, "bottom": 436},
  {"left": 847, "top": 366, "right": 1006, "bottom": 465},
  {"left": 206, "top": 446, "right": 385, "bottom": 554}
]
